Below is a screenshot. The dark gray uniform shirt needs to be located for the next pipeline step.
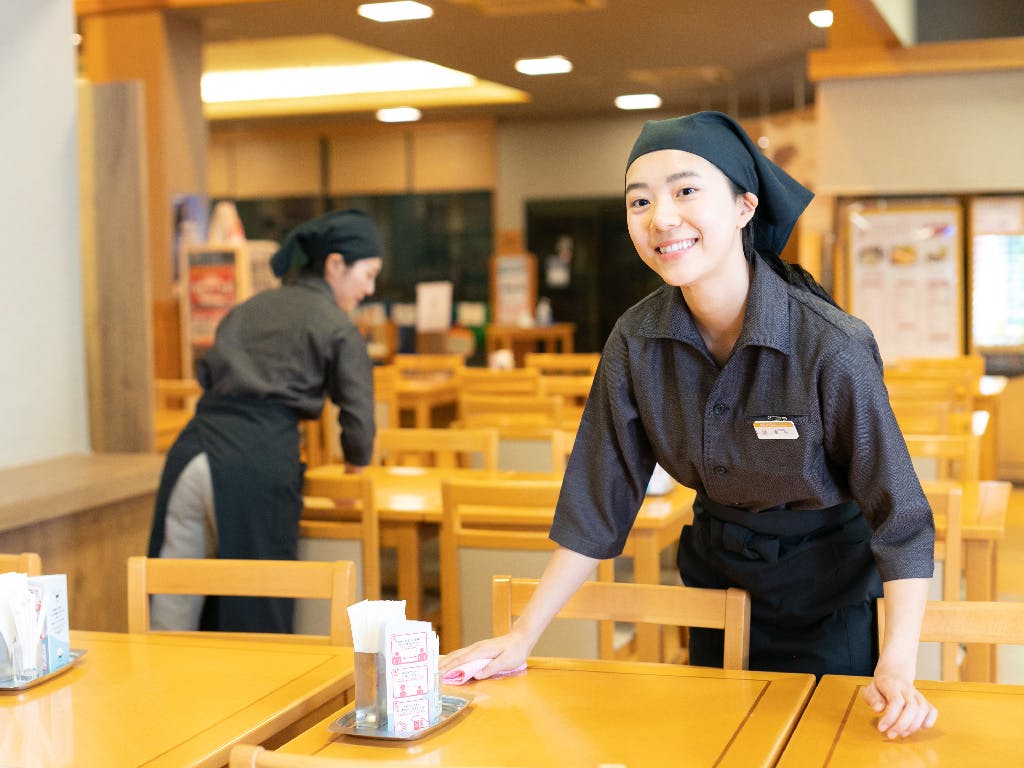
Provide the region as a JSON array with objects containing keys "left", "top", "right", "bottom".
[
  {"left": 197, "top": 274, "right": 375, "bottom": 465},
  {"left": 550, "top": 256, "right": 934, "bottom": 583}
]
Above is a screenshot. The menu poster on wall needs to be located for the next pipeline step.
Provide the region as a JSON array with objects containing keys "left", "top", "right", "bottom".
[
  {"left": 491, "top": 253, "right": 536, "bottom": 326},
  {"left": 182, "top": 245, "right": 245, "bottom": 370},
  {"left": 847, "top": 203, "right": 963, "bottom": 362},
  {"left": 970, "top": 196, "right": 1024, "bottom": 351}
]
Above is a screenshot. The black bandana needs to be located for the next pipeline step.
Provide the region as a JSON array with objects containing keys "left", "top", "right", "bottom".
[
  {"left": 270, "top": 209, "right": 382, "bottom": 277},
  {"left": 626, "top": 111, "right": 812, "bottom": 259}
]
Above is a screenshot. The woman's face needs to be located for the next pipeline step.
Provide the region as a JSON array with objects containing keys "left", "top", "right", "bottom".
[
  {"left": 625, "top": 149, "right": 756, "bottom": 290},
  {"left": 325, "top": 255, "right": 382, "bottom": 311}
]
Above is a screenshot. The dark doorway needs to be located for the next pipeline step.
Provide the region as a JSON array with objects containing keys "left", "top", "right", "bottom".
[{"left": 526, "top": 198, "right": 662, "bottom": 353}]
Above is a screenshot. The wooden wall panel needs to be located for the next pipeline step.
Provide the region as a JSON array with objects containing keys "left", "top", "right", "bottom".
[
  {"left": 412, "top": 120, "right": 497, "bottom": 191},
  {"left": 327, "top": 128, "right": 408, "bottom": 195},
  {"left": 207, "top": 133, "right": 234, "bottom": 198},
  {"left": 231, "top": 132, "right": 321, "bottom": 198}
]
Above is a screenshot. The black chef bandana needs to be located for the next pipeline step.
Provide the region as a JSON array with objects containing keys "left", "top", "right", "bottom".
[
  {"left": 626, "top": 111, "right": 813, "bottom": 259},
  {"left": 270, "top": 208, "right": 382, "bottom": 278}
]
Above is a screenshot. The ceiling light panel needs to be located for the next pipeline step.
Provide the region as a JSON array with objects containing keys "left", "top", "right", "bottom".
[
  {"left": 514, "top": 55, "right": 572, "bottom": 76},
  {"left": 377, "top": 106, "right": 422, "bottom": 122},
  {"left": 615, "top": 93, "right": 662, "bottom": 110},
  {"left": 358, "top": 2, "right": 434, "bottom": 22},
  {"left": 808, "top": 9, "right": 833, "bottom": 28}
]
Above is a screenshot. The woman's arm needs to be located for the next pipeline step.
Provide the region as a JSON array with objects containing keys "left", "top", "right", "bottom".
[
  {"left": 438, "top": 546, "right": 600, "bottom": 676},
  {"left": 860, "top": 577, "right": 938, "bottom": 738}
]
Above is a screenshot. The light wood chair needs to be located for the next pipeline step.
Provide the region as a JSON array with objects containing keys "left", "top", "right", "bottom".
[
  {"left": 230, "top": 745, "right": 395, "bottom": 767},
  {"left": 439, "top": 477, "right": 614, "bottom": 655},
  {"left": 887, "top": 354, "right": 986, "bottom": 379},
  {"left": 459, "top": 393, "right": 564, "bottom": 429},
  {"left": 154, "top": 378, "right": 202, "bottom": 411},
  {"left": 458, "top": 366, "right": 541, "bottom": 397},
  {"left": 524, "top": 352, "right": 601, "bottom": 376},
  {"left": 890, "top": 398, "right": 973, "bottom": 435},
  {"left": 393, "top": 353, "right": 465, "bottom": 379},
  {"left": 493, "top": 575, "right": 750, "bottom": 670},
  {"left": 879, "top": 599, "right": 1024, "bottom": 682},
  {"left": 318, "top": 365, "right": 402, "bottom": 464},
  {"left": 903, "top": 433, "right": 981, "bottom": 483},
  {"left": 126, "top": 557, "right": 356, "bottom": 645},
  {"left": 300, "top": 473, "right": 381, "bottom": 601},
  {"left": 374, "top": 427, "right": 499, "bottom": 470},
  {"left": 0, "top": 552, "right": 42, "bottom": 575}
]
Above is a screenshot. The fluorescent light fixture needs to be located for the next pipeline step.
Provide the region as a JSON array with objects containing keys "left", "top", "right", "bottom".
[
  {"left": 202, "top": 61, "right": 475, "bottom": 103},
  {"left": 614, "top": 93, "right": 662, "bottom": 110},
  {"left": 377, "top": 106, "right": 422, "bottom": 122},
  {"left": 358, "top": 2, "right": 433, "bottom": 22},
  {"left": 514, "top": 55, "right": 572, "bottom": 76},
  {"left": 808, "top": 9, "right": 834, "bottom": 28}
]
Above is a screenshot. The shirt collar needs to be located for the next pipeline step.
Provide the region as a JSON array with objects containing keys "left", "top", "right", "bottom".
[
  {"left": 288, "top": 273, "right": 335, "bottom": 301},
  {"left": 638, "top": 255, "right": 793, "bottom": 355}
]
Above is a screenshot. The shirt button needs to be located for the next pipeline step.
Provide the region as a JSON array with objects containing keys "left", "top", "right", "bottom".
[
  {"left": 714, "top": 466, "right": 727, "bottom": 476},
  {"left": 713, "top": 403, "right": 728, "bottom": 415}
]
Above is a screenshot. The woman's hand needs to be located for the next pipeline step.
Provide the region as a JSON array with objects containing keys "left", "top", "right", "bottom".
[
  {"left": 861, "top": 671, "right": 938, "bottom": 739},
  {"left": 439, "top": 631, "right": 533, "bottom": 679}
]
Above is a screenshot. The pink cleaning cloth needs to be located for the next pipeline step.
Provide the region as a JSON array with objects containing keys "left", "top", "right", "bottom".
[{"left": 441, "top": 658, "right": 527, "bottom": 685}]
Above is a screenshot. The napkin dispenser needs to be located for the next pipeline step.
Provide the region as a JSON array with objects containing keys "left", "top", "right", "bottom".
[
  {"left": 346, "top": 599, "right": 441, "bottom": 733},
  {"left": 0, "top": 572, "right": 69, "bottom": 682}
]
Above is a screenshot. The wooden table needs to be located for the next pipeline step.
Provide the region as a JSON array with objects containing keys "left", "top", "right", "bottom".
[
  {"left": 303, "top": 466, "right": 695, "bottom": 660},
  {"left": 778, "top": 673, "right": 1024, "bottom": 767},
  {"left": 280, "top": 658, "right": 814, "bottom": 767},
  {"left": 395, "top": 376, "right": 459, "bottom": 428},
  {"left": 0, "top": 630, "right": 354, "bottom": 768},
  {"left": 485, "top": 323, "right": 575, "bottom": 367},
  {"left": 924, "top": 479, "right": 1008, "bottom": 681}
]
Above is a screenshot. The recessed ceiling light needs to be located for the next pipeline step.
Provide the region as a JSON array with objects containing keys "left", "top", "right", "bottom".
[
  {"left": 615, "top": 93, "right": 662, "bottom": 110},
  {"left": 514, "top": 56, "right": 572, "bottom": 76},
  {"left": 201, "top": 61, "right": 475, "bottom": 103},
  {"left": 358, "top": 2, "right": 433, "bottom": 22},
  {"left": 377, "top": 106, "right": 422, "bottom": 122},
  {"left": 808, "top": 9, "right": 833, "bottom": 28}
]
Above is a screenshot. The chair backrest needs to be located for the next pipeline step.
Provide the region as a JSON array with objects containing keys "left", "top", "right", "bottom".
[
  {"left": 393, "top": 353, "right": 465, "bottom": 379},
  {"left": 154, "top": 378, "right": 202, "bottom": 411},
  {"left": 524, "top": 352, "right": 601, "bottom": 376},
  {"left": 439, "top": 477, "right": 612, "bottom": 654},
  {"left": 374, "top": 427, "right": 499, "bottom": 470},
  {"left": 903, "top": 433, "right": 980, "bottom": 483},
  {"left": 887, "top": 354, "right": 986, "bottom": 379},
  {"left": 0, "top": 552, "right": 42, "bottom": 575},
  {"left": 883, "top": 372, "right": 975, "bottom": 413},
  {"left": 301, "top": 472, "right": 381, "bottom": 601},
  {"left": 921, "top": 484, "right": 962, "bottom": 604},
  {"left": 459, "top": 393, "right": 564, "bottom": 429},
  {"left": 492, "top": 575, "right": 751, "bottom": 670},
  {"left": 319, "top": 365, "right": 401, "bottom": 464},
  {"left": 230, "top": 745, "right": 393, "bottom": 767},
  {"left": 126, "top": 557, "right": 356, "bottom": 645},
  {"left": 458, "top": 367, "right": 540, "bottom": 397},
  {"left": 878, "top": 599, "right": 1024, "bottom": 682},
  {"left": 890, "top": 398, "right": 973, "bottom": 435}
]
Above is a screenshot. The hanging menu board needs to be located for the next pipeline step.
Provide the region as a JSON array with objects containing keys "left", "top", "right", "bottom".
[
  {"left": 845, "top": 200, "right": 963, "bottom": 362},
  {"left": 969, "top": 196, "right": 1024, "bottom": 352}
]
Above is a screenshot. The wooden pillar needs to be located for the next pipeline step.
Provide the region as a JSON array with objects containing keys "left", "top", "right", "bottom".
[{"left": 78, "top": 6, "right": 207, "bottom": 378}]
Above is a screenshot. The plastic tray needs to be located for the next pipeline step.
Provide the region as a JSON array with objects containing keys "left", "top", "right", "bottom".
[
  {"left": 328, "top": 692, "right": 471, "bottom": 741},
  {"left": 0, "top": 649, "right": 86, "bottom": 692}
]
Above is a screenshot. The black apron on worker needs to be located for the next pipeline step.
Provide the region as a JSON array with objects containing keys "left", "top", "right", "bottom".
[
  {"left": 677, "top": 493, "right": 883, "bottom": 677},
  {"left": 147, "top": 393, "right": 304, "bottom": 634}
]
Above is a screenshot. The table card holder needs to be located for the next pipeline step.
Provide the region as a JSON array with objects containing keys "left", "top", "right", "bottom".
[
  {"left": 347, "top": 599, "right": 406, "bottom": 729},
  {"left": 0, "top": 573, "right": 69, "bottom": 683},
  {"left": 382, "top": 619, "right": 440, "bottom": 733}
]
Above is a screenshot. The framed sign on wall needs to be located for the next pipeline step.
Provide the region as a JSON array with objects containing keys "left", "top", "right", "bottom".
[
  {"left": 490, "top": 252, "right": 536, "bottom": 326},
  {"left": 841, "top": 198, "right": 964, "bottom": 362}
]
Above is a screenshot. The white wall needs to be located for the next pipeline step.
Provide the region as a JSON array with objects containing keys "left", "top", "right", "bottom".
[
  {"left": 496, "top": 113, "right": 660, "bottom": 234},
  {"left": 816, "top": 70, "right": 1024, "bottom": 195},
  {"left": 0, "top": 1, "right": 89, "bottom": 468}
]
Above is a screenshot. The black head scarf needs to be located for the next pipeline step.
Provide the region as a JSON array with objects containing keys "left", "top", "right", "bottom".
[
  {"left": 626, "top": 112, "right": 835, "bottom": 305},
  {"left": 269, "top": 208, "right": 382, "bottom": 278}
]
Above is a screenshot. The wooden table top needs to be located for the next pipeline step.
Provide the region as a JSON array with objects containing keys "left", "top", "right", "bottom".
[
  {"left": 281, "top": 657, "right": 814, "bottom": 767},
  {"left": 0, "top": 630, "right": 354, "bottom": 768},
  {"left": 305, "top": 464, "right": 695, "bottom": 530},
  {"left": 778, "top": 673, "right": 1024, "bottom": 767}
]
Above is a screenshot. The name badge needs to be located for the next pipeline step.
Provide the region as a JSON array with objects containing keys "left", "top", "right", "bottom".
[{"left": 753, "top": 420, "right": 799, "bottom": 440}]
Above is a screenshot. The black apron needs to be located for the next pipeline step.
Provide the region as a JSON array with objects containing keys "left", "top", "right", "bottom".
[
  {"left": 677, "top": 493, "right": 882, "bottom": 677},
  {"left": 147, "top": 393, "right": 305, "bottom": 634}
]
